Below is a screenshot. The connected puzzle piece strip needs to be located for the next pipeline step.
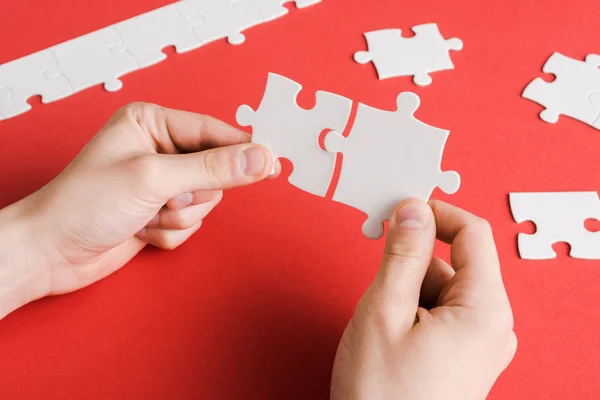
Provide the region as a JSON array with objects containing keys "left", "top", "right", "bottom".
[
  {"left": 0, "top": 0, "right": 323, "bottom": 122},
  {"left": 0, "top": 52, "right": 72, "bottom": 120}
]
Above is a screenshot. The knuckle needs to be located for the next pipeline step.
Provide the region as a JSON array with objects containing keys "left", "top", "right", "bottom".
[
  {"left": 356, "top": 288, "right": 405, "bottom": 329},
  {"left": 200, "top": 151, "right": 229, "bottom": 182},
  {"left": 117, "top": 102, "right": 149, "bottom": 121},
  {"left": 471, "top": 217, "right": 494, "bottom": 237},
  {"left": 385, "top": 240, "right": 426, "bottom": 263},
  {"left": 170, "top": 212, "right": 195, "bottom": 230},
  {"left": 130, "top": 155, "right": 160, "bottom": 185},
  {"left": 158, "top": 233, "right": 182, "bottom": 251},
  {"left": 357, "top": 298, "right": 390, "bottom": 331},
  {"left": 121, "top": 102, "right": 159, "bottom": 118},
  {"left": 117, "top": 103, "right": 166, "bottom": 136},
  {"left": 126, "top": 156, "right": 169, "bottom": 200},
  {"left": 478, "top": 309, "right": 514, "bottom": 337}
]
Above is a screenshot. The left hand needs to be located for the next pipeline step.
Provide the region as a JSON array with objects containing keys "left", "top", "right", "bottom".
[{"left": 0, "top": 103, "right": 277, "bottom": 318}]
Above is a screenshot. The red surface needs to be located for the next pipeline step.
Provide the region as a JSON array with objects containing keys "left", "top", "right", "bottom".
[{"left": 1, "top": 0, "right": 600, "bottom": 398}]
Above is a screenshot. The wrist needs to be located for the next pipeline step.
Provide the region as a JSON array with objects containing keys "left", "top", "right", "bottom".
[{"left": 0, "top": 200, "right": 50, "bottom": 319}]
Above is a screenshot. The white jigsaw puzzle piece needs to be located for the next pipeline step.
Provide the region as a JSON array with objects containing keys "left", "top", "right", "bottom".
[
  {"left": 585, "top": 54, "right": 600, "bottom": 128},
  {"left": 47, "top": 27, "right": 139, "bottom": 93},
  {"left": 246, "top": 0, "right": 321, "bottom": 22},
  {"left": 510, "top": 192, "right": 600, "bottom": 260},
  {"left": 354, "top": 23, "right": 463, "bottom": 86},
  {"left": 324, "top": 92, "right": 460, "bottom": 239},
  {"left": 176, "top": 0, "right": 263, "bottom": 46},
  {"left": 236, "top": 73, "right": 352, "bottom": 197},
  {"left": 523, "top": 52, "right": 600, "bottom": 129},
  {"left": 110, "top": 4, "right": 201, "bottom": 67},
  {"left": 354, "top": 29, "right": 404, "bottom": 80},
  {"left": 0, "top": 51, "right": 72, "bottom": 120}
]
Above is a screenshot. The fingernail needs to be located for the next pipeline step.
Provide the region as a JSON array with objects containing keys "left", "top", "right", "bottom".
[
  {"left": 172, "top": 192, "right": 193, "bottom": 209},
  {"left": 396, "top": 201, "right": 429, "bottom": 229},
  {"left": 241, "top": 146, "right": 266, "bottom": 176}
]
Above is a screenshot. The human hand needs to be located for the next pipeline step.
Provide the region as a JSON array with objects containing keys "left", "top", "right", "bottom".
[
  {"left": 331, "top": 200, "right": 517, "bottom": 400},
  {"left": 0, "top": 103, "right": 276, "bottom": 318}
]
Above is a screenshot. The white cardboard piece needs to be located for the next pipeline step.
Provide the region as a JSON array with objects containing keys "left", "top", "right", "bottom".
[
  {"left": 0, "top": 0, "right": 321, "bottom": 122},
  {"left": 47, "top": 27, "right": 139, "bottom": 93},
  {"left": 110, "top": 4, "right": 202, "bottom": 67},
  {"left": 510, "top": 191, "right": 600, "bottom": 260},
  {"left": 324, "top": 92, "right": 460, "bottom": 239},
  {"left": 354, "top": 24, "right": 463, "bottom": 86},
  {"left": 176, "top": 0, "right": 263, "bottom": 46},
  {"left": 0, "top": 52, "right": 72, "bottom": 120},
  {"left": 523, "top": 52, "right": 600, "bottom": 130},
  {"left": 236, "top": 73, "right": 352, "bottom": 197},
  {"left": 247, "top": 0, "right": 322, "bottom": 22}
]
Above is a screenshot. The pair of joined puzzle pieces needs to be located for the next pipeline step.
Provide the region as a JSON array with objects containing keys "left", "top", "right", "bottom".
[
  {"left": 354, "top": 23, "right": 463, "bottom": 86},
  {"left": 237, "top": 73, "right": 461, "bottom": 239},
  {"left": 510, "top": 192, "right": 600, "bottom": 260},
  {"left": 0, "top": 0, "right": 321, "bottom": 121},
  {"left": 523, "top": 52, "right": 600, "bottom": 130}
]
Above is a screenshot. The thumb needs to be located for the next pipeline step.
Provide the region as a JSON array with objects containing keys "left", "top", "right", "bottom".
[
  {"left": 375, "top": 199, "right": 436, "bottom": 325},
  {"left": 151, "top": 144, "right": 274, "bottom": 198}
]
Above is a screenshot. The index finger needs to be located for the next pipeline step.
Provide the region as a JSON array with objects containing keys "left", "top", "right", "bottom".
[
  {"left": 429, "top": 200, "right": 507, "bottom": 300},
  {"left": 159, "top": 106, "right": 251, "bottom": 152},
  {"left": 138, "top": 105, "right": 282, "bottom": 178},
  {"left": 118, "top": 103, "right": 251, "bottom": 153}
]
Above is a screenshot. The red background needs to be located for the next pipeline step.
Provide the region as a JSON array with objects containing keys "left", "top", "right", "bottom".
[{"left": 1, "top": 0, "right": 600, "bottom": 398}]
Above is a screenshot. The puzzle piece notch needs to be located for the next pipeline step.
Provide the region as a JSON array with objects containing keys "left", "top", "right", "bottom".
[
  {"left": 510, "top": 192, "right": 600, "bottom": 260},
  {"left": 246, "top": 0, "right": 322, "bottom": 23},
  {"left": 354, "top": 29, "right": 402, "bottom": 72},
  {"left": 325, "top": 92, "right": 460, "bottom": 239},
  {"left": 236, "top": 72, "right": 352, "bottom": 197},
  {"left": 109, "top": 4, "right": 201, "bottom": 67},
  {"left": 0, "top": 87, "right": 10, "bottom": 100},
  {"left": 410, "top": 23, "right": 463, "bottom": 86},
  {"left": 176, "top": 0, "right": 263, "bottom": 46},
  {"left": 0, "top": 51, "right": 72, "bottom": 119},
  {"left": 523, "top": 52, "right": 600, "bottom": 128},
  {"left": 46, "top": 27, "right": 139, "bottom": 93},
  {"left": 354, "top": 24, "right": 463, "bottom": 86},
  {"left": 585, "top": 54, "right": 600, "bottom": 67}
]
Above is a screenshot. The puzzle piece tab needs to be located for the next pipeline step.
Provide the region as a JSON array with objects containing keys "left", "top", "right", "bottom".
[
  {"left": 47, "top": 27, "right": 139, "bottom": 93},
  {"left": 247, "top": 0, "right": 322, "bottom": 22},
  {"left": 110, "top": 4, "right": 201, "bottom": 67},
  {"left": 236, "top": 73, "right": 352, "bottom": 197},
  {"left": 324, "top": 92, "right": 460, "bottom": 239},
  {"left": 176, "top": 0, "right": 262, "bottom": 46},
  {"left": 523, "top": 52, "right": 600, "bottom": 129},
  {"left": 354, "top": 23, "right": 463, "bottom": 86},
  {"left": 510, "top": 192, "right": 600, "bottom": 260},
  {"left": 0, "top": 51, "right": 72, "bottom": 120}
]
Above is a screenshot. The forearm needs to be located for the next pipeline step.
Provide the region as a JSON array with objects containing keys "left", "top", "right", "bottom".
[{"left": 0, "top": 201, "right": 47, "bottom": 319}]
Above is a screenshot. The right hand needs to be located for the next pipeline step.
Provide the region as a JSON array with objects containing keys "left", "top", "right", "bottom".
[{"left": 331, "top": 199, "right": 517, "bottom": 400}]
